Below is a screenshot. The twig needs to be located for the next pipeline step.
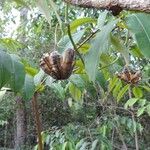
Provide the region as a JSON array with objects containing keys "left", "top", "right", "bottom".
[
  {"left": 67, "top": 23, "right": 85, "bottom": 65},
  {"left": 76, "top": 29, "right": 99, "bottom": 50},
  {"left": 128, "top": 86, "right": 139, "bottom": 150},
  {"left": 32, "top": 92, "right": 43, "bottom": 150}
]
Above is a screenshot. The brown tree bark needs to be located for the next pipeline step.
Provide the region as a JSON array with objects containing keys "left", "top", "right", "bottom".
[
  {"left": 64, "top": 0, "right": 150, "bottom": 13},
  {"left": 15, "top": 97, "right": 27, "bottom": 150}
]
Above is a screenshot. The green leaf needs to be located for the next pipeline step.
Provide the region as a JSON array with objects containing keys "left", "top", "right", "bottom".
[
  {"left": 13, "top": 0, "right": 28, "bottom": 7},
  {"left": 137, "top": 107, "right": 145, "bottom": 117},
  {"left": 0, "top": 89, "right": 6, "bottom": 101},
  {"left": 126, "top": 13, "right": 150, "bottom": 58},
  {"left": 69, "top": 74, "right": 85, "bottom": 90},
  {"left": 49, "top": 82, "right": 65, "bottom": 100},
  {"left": 113, "top": 80, "right": 122, "bottom": 98},
  {"left": 138, "top": 99, "right": 146, "bottom": 107},
  {"left": 34, "top": 69, "right": 45, "bottom": 86},
  {"left": 117, "top": 84, "right": 129, "bottom": 102},
  {"left": 110, "top": 34, "right": 129, "bottom": 65},
  {"left": 62, "top": 142, "right": 68, "bottom": 150},
  {"left": 108, "top": 76, "right": 119, "bottom": 92},
  {"left": 0, "top": 38, "right": 23, "bottom": 52},
  {"left": 76, "top": 139, "right": 85, "bottom": 149},
  {"left": 22, "top": 74, "right": 35, "bottom": 101},
  {"left": 70, "top": 17, "right": 96, "bottom": 32},
  {"left": 141, "top": 85, "right": 150, "bottom": 92},
  {"left": 85, "top": 19, "right": 118, "bottom": 81},
  {"left": 132, "top": 87, "right": 143, "bottom": 98},
  {"left": 97, "top": 11, "right": 108, "bottom": 29},
  {"left": 9, "top": 54, "right": 25, "bottom": 92},
  {"left": 91, "top": 139, "right": 99, "bottom": 150},
  {"left": 58, "top": 29, "right": 85, "bottom": 53},
  {"left": 37, "top": 0, "right": 52, "bottom": 25},
  {"left": 146, "top": 104, "right": 150, "bottom": 116},
  {"left": 25, "top": 66, "right": 38, "bottom": 76},
  {"left": 69, "top": 83, "right": 82, "bottom": 102},
  {"left": 0, "top": 50, "right": 12, "bottom": 89},
  {"left": 130, "top": 45, "right": 143, "bottom": 58},
  {"left": 124, "top": 98, "right": 139, "bottom": 109}
]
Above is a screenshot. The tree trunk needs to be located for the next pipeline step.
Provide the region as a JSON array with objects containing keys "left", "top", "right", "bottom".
[
  {"left": 64, "top": 0, "right": 150, "bottom": 13},
  {"left": 15, "top": 97, "right": 27, "bottom": 150}
]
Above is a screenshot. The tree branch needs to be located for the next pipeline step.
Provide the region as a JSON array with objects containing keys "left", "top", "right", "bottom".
[{"left": 64, "top": 0, "right": 150, "bottom": 13}]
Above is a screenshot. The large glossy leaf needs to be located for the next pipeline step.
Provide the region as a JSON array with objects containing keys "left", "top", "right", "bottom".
[
  {"left": 9, "top": 54, "right": 25, "bottom": 92},
  {"left": 126, "top": 13, "right": 150, "bottom": 58},
  {"left": 70, "top": 17, "right": 96, "bottom": 32},
  {"left": 85, "top": 19, "right": 118, "bottom": 81},
  {"left": 22, "top": 74, "right": 35, "bottom": 101},
  {"left": 0, "top": 50, "right": 12, "bottom": 89}
]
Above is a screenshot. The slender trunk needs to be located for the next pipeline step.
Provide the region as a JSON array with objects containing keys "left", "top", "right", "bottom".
[{"left": 15, "top": 97, "right": 27, "bottom": 150}]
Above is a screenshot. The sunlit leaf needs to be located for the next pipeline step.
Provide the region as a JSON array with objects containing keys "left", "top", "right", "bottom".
[
  {"left": 70, "top": 17, "right": 96, "bottom": 32},
  {"left": 25, "top": 66, "right": 38, "bottom": 76},
  {"left": 137, "top": 107, "right": 145, "bottom": 117},
  {"left": 69, "top": 82, "right": 82, "bottom": 101},
  {"left": 132, "top": 87, "right": 143, "bottom": 98},
  {"left": 124, "top": 98, "right": 139, "bottom": 109},
  {"left": 113, "top": 80, "right": 122, "bottom": 98},
  {"left": 108, "top": 76, "right": 119, "bottom": 92},
  {"left": 117, "top": 84, "right": 129, "bottom": 102}
]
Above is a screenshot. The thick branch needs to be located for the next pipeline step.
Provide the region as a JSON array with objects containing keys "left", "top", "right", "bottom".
[{"left": 64, "top": 0, "right": 150, "bottom": 13}]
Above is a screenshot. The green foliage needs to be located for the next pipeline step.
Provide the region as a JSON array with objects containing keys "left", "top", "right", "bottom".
[
  {"left": 22, "top": 74, "right": 35, "bottom": 101},
  {"left": 85, "top": 19, "right": 118, "bottom": 81},
  {"left": 126, "top": 13, "right": 150, "bottom": 58},
  {"left": 70, "top": 17, "right": 96, "bottom": 32}
]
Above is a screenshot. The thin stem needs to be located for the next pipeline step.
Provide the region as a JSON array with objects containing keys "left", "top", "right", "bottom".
[
  {"left": 67, "top": 23, "right": 85, "bottom": 65},
  {"left": 32, "top": 92, "right": 43, "bottom": 150},
  {"left": 65, "top": 3, "right": 69, "bottom": 24},
  {"left": 128, "top": 86, "right": 139, "bottom": 150},
  {"left": 76, "top": 29, "right": 99, "bottom": 50}
]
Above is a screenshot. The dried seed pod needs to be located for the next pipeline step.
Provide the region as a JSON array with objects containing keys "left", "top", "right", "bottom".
[
  {"left": 117, "top": 66, "right": 141, "bottom": 84},
  {"left": 61, "top": 48, "right": 75, "bottom": 79},
  {"left": 40, "top": 49, "right": 75, "bottom": 80}
]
